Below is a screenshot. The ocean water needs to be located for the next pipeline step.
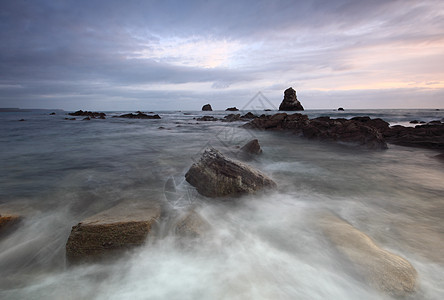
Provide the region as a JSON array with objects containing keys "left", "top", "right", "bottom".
[{"left": 0, "top": 109, "right": 443, "bottom": 299}]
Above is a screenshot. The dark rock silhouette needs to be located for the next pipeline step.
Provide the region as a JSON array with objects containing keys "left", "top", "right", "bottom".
[
  {"left": 226, "top": 107, "right": 239, "bottom": 111},
  {"left": 202, "top": 104, "right": 213, "bottom": 111},
  {"left": 338, "top": 107, "right": 344, "bottom": 111},
  {"left": 185, "top": 148, "right": 276, "bottom": 197},
  {"left": 69, "top": 110, "right": 106, "bottom": 119},
  {"left": 279, "top": 87, "right": 304, "bottom": 111},
  {"left": 114, "top": 112, "right": 161, "bottom": 119}
]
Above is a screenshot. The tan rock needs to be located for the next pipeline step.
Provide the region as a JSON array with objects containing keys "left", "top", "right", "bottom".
[
  {"left": 174, "top": 210, "right": 210, "bottom": 238},
  {"left": 66, "top": 201, "right": 160, "bottom": 263},
  {"left": 320, "top": 214, "right": 417, "bottom": 297}
]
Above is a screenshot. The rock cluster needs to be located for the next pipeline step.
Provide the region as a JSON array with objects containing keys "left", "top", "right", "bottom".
[
  {"left": 196, "top": 113, "right": 258, "bottom": 122},
  {"left": 243, "top": 113, "right": 388, "bottom": 150},
  {"left": 114, "top": 112, "right": 161, "bottom": 119},
  {"left": 185, "top": 148, "right": 276, "bottom": 197},
  {"left": 202, "top": 104, "right": 213, "bottom": 111},
  {"left": 278, "top": 87, "right": 304, "bottom": 111},
  {"left": 69, "top": 110, "right": 106, "bottom": 119},
  {"left": 320, "top": 214, "right": 417, "bottom": 297}
]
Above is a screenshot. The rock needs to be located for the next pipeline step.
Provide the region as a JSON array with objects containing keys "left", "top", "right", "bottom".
[
  {"left": 202, "top": 104, "right": 213, "bottom": 111},
  {"left": 338, "top": 107, "right": 344, "bottom": 111},
  {"left": 241, "top": 112, "right": 257, "bottom": 119},
  {"left": 83, "top": 117, "right": 91, "bottom": 121},
  {"left": 114, "top": 112, "right": 161, "bottom": 119},
  {"left": 50, "top": 112, "right": 56, "bottom": 115},
  {"left": 18, "top": 119, "right": 25, "bottom": 121},
  {"left": 409, "top": 120, "right": 419, "bottom": 124},
  {"left": 226, "top": 107, "right": 239, "bottom": 111},
  {"left": 320, "top": 214, "right": 417, "bottom": 297},
  {"left": 185, "top": 148, "right": 276, "bottom": 197},
  {"left": 174, "top": 210, "right": 210, "bottom": 238},
  {"left": 0, "top": 214, "right": 21, "bottom": 236},
  {"left": 222, "top": 114, "right": 241, "bottom": 122},
  {"left": 69, "top": 110, "right": 106, "bottom": 119},
  {"left": 66, "top": 201, "right": 160, "bottom": 263},
  {"left": 241, "top": 139, "right": 262, "bottom": 155},
  {"left": 278, "top": 87, "right": 304, "bottom": 111},
  {"left": 197, "top": 116, "right": 218, "bottom": 121}
]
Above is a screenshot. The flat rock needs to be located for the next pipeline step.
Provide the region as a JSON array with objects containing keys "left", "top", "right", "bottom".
[
  {"left": 66, "top": 201, "right": 160, "bottom": 263},
  {"left": 114, "top": 112, "right": 161, "bottom": 119},
  {"left": 185, "top": 148, "right": 276, "bottom": 197},
  {"left": 320, "top": 214, "right": 417, "bottom": 297}
]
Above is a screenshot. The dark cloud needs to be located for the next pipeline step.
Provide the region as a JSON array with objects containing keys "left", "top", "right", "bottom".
[{"left": 0, "top": 0, "right": 443, "bottom": 109}]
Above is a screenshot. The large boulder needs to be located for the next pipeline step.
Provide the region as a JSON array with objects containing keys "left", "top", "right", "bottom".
[
  {"left": 185, "top": 148, "right": 276, "bottom": 197},
  {"left": 320, "top": 214, "right": 417, "bottom": 297},
  {"left": 278, "top": 87, "right": 304, "bottom": 111},
  {"left": 66, "top": 201, "right": 160, "bottom": 263},
  {"left": 202, "top": 104, "right": 213, "bottom": 111}
]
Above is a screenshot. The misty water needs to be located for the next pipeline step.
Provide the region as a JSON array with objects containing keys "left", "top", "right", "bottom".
[{"left": 0, "top": 109, "right": 443, "bottom": 299}]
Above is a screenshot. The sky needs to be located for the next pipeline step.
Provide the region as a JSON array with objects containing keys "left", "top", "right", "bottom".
[{"left": 1, "top": 0, "right": 444, "bottom": 110}]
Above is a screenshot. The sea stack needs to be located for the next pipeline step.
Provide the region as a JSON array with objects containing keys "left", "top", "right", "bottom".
[
  {"left": 202, "top": 104, "right": 213, "bottom": 111},
  {"left": 278, "top": 87, "right": 304, "bottom": 111}
]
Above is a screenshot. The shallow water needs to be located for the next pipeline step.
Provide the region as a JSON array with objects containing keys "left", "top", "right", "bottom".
[{"left": 0, "top": 109, "right": 443, "bottom": 299}]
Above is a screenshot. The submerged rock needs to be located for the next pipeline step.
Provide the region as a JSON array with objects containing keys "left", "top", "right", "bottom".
[
  {"left": 320, "top": 214, "right": 417, "bottom": 297},
  {"left": 196, "top": 115, "right": 218, "bottom": 121},
  {"left": 278, "top": 87, "right": 304, "bottom": 111},
  {"left": 174, "top": 210, "right": 210, "bottom": 238},
  {"left": 241, "top": 139, "right": 262, "bottom": 155},
  {"left": 185, "top": 148, "right": 276, "bottom": 197},
  {"left": 0, "top": 214, "right": 21, "bottom": 236},
  {"left": 202, "top": 104, "right": 213, "bottom": 111},
  {"left": 66, "top": 201, "right": 160, "bottom": 263}
]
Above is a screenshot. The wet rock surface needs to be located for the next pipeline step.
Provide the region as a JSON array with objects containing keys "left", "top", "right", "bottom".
[
  {"left": 66, "top": 201, "right": 161, "bottom": 263},
  {"left": 185, "top": 148, "right": 276, "bottom": 197},
  {"left": 320, "top": 214, "right": 417, "bottom": 297},
  {"left": 243, "top": 113, "right": 388, "bottom": 150}
]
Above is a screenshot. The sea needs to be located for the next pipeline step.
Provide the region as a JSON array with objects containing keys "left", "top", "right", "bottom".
[{"left": 0, "top": 109, "right": 443, "bottom": 299}]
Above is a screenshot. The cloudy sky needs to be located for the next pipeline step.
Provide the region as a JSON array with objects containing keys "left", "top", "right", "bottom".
[{"left": 1, "top": 0, "right": 443, "bottom": 110}]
